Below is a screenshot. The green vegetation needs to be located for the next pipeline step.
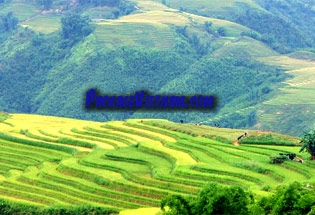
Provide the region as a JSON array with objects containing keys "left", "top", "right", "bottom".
[
  {"left": 0, "top": 115, "right": 314, "bottom": 214},
  {"left": 1, "top": 0, "right": 315, "bottom": 136},
  {"left": 0, "top": 112, "right": 9, "bottom": 122},
  {"left": 240, "top": 133, "right": 300, "bottom": 146},
  {"left": 61, "top": 13, "right": 94, "bottom": 46},
  {"left": 299, "top": 129, "right": 315, "bottom": 160},
  {"left": 0, "top": 199, "right": 119, "bottom": 214},
  {"left": 0, "top": 2, "right": 38, "bottom": 21},
  {"left": 161, "top": 181, "right": 315, "bottom": 215},
  {"left": 1, "top": 1, "right": 315, "bottom": 213},
  {"left": 0, "top": 12, "right": 18, "bottom": 33},
  {"left": 22, "top": 14, "right": 60, "bottom": 34},
  {"left": 0, "top": 132, "right": 76, "bottom": 154},
  {"left": 162, "top": 0, "right": 315, "bottom": 54}
]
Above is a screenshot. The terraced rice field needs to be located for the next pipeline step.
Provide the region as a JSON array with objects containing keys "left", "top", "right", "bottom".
[
  {"left": 5, "top": 0, "right": 253, "bottom": 50},
  {"left": 258, "top": 56, "right": 315, "bottom": 106},
  {"left": 21, "top": 14, "right": 61, "bottom": 34},
  {"left": 0, "top": 2, "right": 39, "bottom": 21},
  {"left": 211, "top": 36, "right": 280, "bottom": 58},
  {"left": 253, "top": 56, "right": 315, "bottom": 132},
  {"left": 94, "top": 21, "right": 176, "bottom": 49},
  {"left": 147, "top": 0, "right": 262, "bottom": 11},
  {"left": 92, "top": 1, "right": 251, "bottom": 50},
  {"left": 0, "top": 113, "right": 313, "bottom": 214}
]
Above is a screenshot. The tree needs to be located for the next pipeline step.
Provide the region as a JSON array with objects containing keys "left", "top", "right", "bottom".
[
  {"left": 161, "top": 194, "right": 192, "bottom": 215},
  {"left": 175, "top": 25, "right": 187, "bottom": 37},
  {"left": 191, "top": 33, "right": 200, "bottom": 47},
  {"left": 204, "top": 21, "right": 212, "bottom": 33},
  {"left": 247, "top": 110, "right": 256, "bottom": 127},
  {"left": 299, "top": 129, "right": 315, "bottom": 160},
  {"left": 61, "top": 14, "right": 93, "bottom": 45},
  {"left": 261, "top": 86, "right": 270, "bottom": 94},
  {"left": 217, "top": 27, "right": 226, "bottom": 36},
  {"left": 118, "top": 0, "right": 135, "bottom": 16},
  {"left": 258, "top": 182, "right": 315, "bottom": 215},
  {"left": 192, "top": 183, "right": 251, "bottom": 215},
  {"left": 0, "top": 12, "right": 18, "bottom": 33}
]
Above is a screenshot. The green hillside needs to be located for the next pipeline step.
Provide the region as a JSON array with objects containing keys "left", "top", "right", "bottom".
[
  {"left": 0, "top": 113, "right": 313, "bottom": 214},
  {"left": 0, "top": 0, "right": 315, "bottom": 137}
]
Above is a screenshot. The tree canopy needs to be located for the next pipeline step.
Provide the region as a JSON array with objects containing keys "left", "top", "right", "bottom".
[
  {"left": 161, "top": 183, "right": 252, "bottom": 215},
  {"left": 61, "top": 13, "right": 93, "bottom": 45},
  {"left": 161, "top": 182, "right": 315, "bottom": 215},
  {"left": 0, "top": 12, "right": 18, "bottom": 33},
  {"left": 299, "top": 129, "right": 315, "bottom": 160}
]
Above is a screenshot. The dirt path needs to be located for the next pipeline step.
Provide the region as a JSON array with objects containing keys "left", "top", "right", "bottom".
[{"left": 232, "top": 140, "right": 240, "bottom": 146}]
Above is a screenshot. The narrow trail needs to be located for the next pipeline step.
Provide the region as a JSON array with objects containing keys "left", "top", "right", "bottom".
[{"left": 232, "top": 140, "right": 240, "bottom": 146}]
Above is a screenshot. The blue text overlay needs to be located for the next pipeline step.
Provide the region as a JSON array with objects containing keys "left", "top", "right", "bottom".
[{"left": 85, "top": 89, "right": 215, "bottom": 109}]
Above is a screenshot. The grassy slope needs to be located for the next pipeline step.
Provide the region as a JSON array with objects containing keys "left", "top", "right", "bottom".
[
  {"left": 252, "top": 56, "right": 315, "bottom": 134},
  {"left": 140, "top": 0, "right": 315, "bottom": 135},
  {"left": 258, "top": 56, "right": 315, "bottom": 104},
  {"left": 91, "top": 4, "right": 251, "bottom": 49},
  {"left": 0, "top": 2, "right": 39, "bottom": 21},
  {"left": 147, "top": 0, "right": 265, "bottom": 13},
  {"left": 0, "top": 113, "right": 314, "bottom": 215},
  {"left": 130, "top": 0, "right": 315, "bottom": 136}
]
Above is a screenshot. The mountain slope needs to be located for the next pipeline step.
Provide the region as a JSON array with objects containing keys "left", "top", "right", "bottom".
[{"left": 0, "top": 0, "right": 315, "bottom": 136}]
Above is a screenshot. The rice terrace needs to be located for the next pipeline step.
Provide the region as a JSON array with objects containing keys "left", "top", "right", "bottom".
[
  {"left": 2, "top": 0, "right": 315, "bottom": 213},
  {"left": 0, "top": 112, "right": 314, "bottom": 214}
]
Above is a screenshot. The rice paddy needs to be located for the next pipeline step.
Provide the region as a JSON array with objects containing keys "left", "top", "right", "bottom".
[{"left": 0, "top": 113, "right": 313, "bottom": 215}]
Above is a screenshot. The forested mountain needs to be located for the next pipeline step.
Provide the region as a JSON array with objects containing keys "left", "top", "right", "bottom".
[{"left": 0, "top": 0, "right": 315, "bottom": 136}]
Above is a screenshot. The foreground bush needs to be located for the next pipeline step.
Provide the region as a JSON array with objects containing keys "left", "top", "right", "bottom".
[
  {"left": 161, "top": 182, "right": 253, "bottom": 215},
  {"left": 0, "top": 200, "right": 119, "bottom": 215},
  {"left": 161, "top": 181, "right": 315, "bottom": 215},
  {"left": 257, "top": 181, "right": 315, "bottom": 215}
]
